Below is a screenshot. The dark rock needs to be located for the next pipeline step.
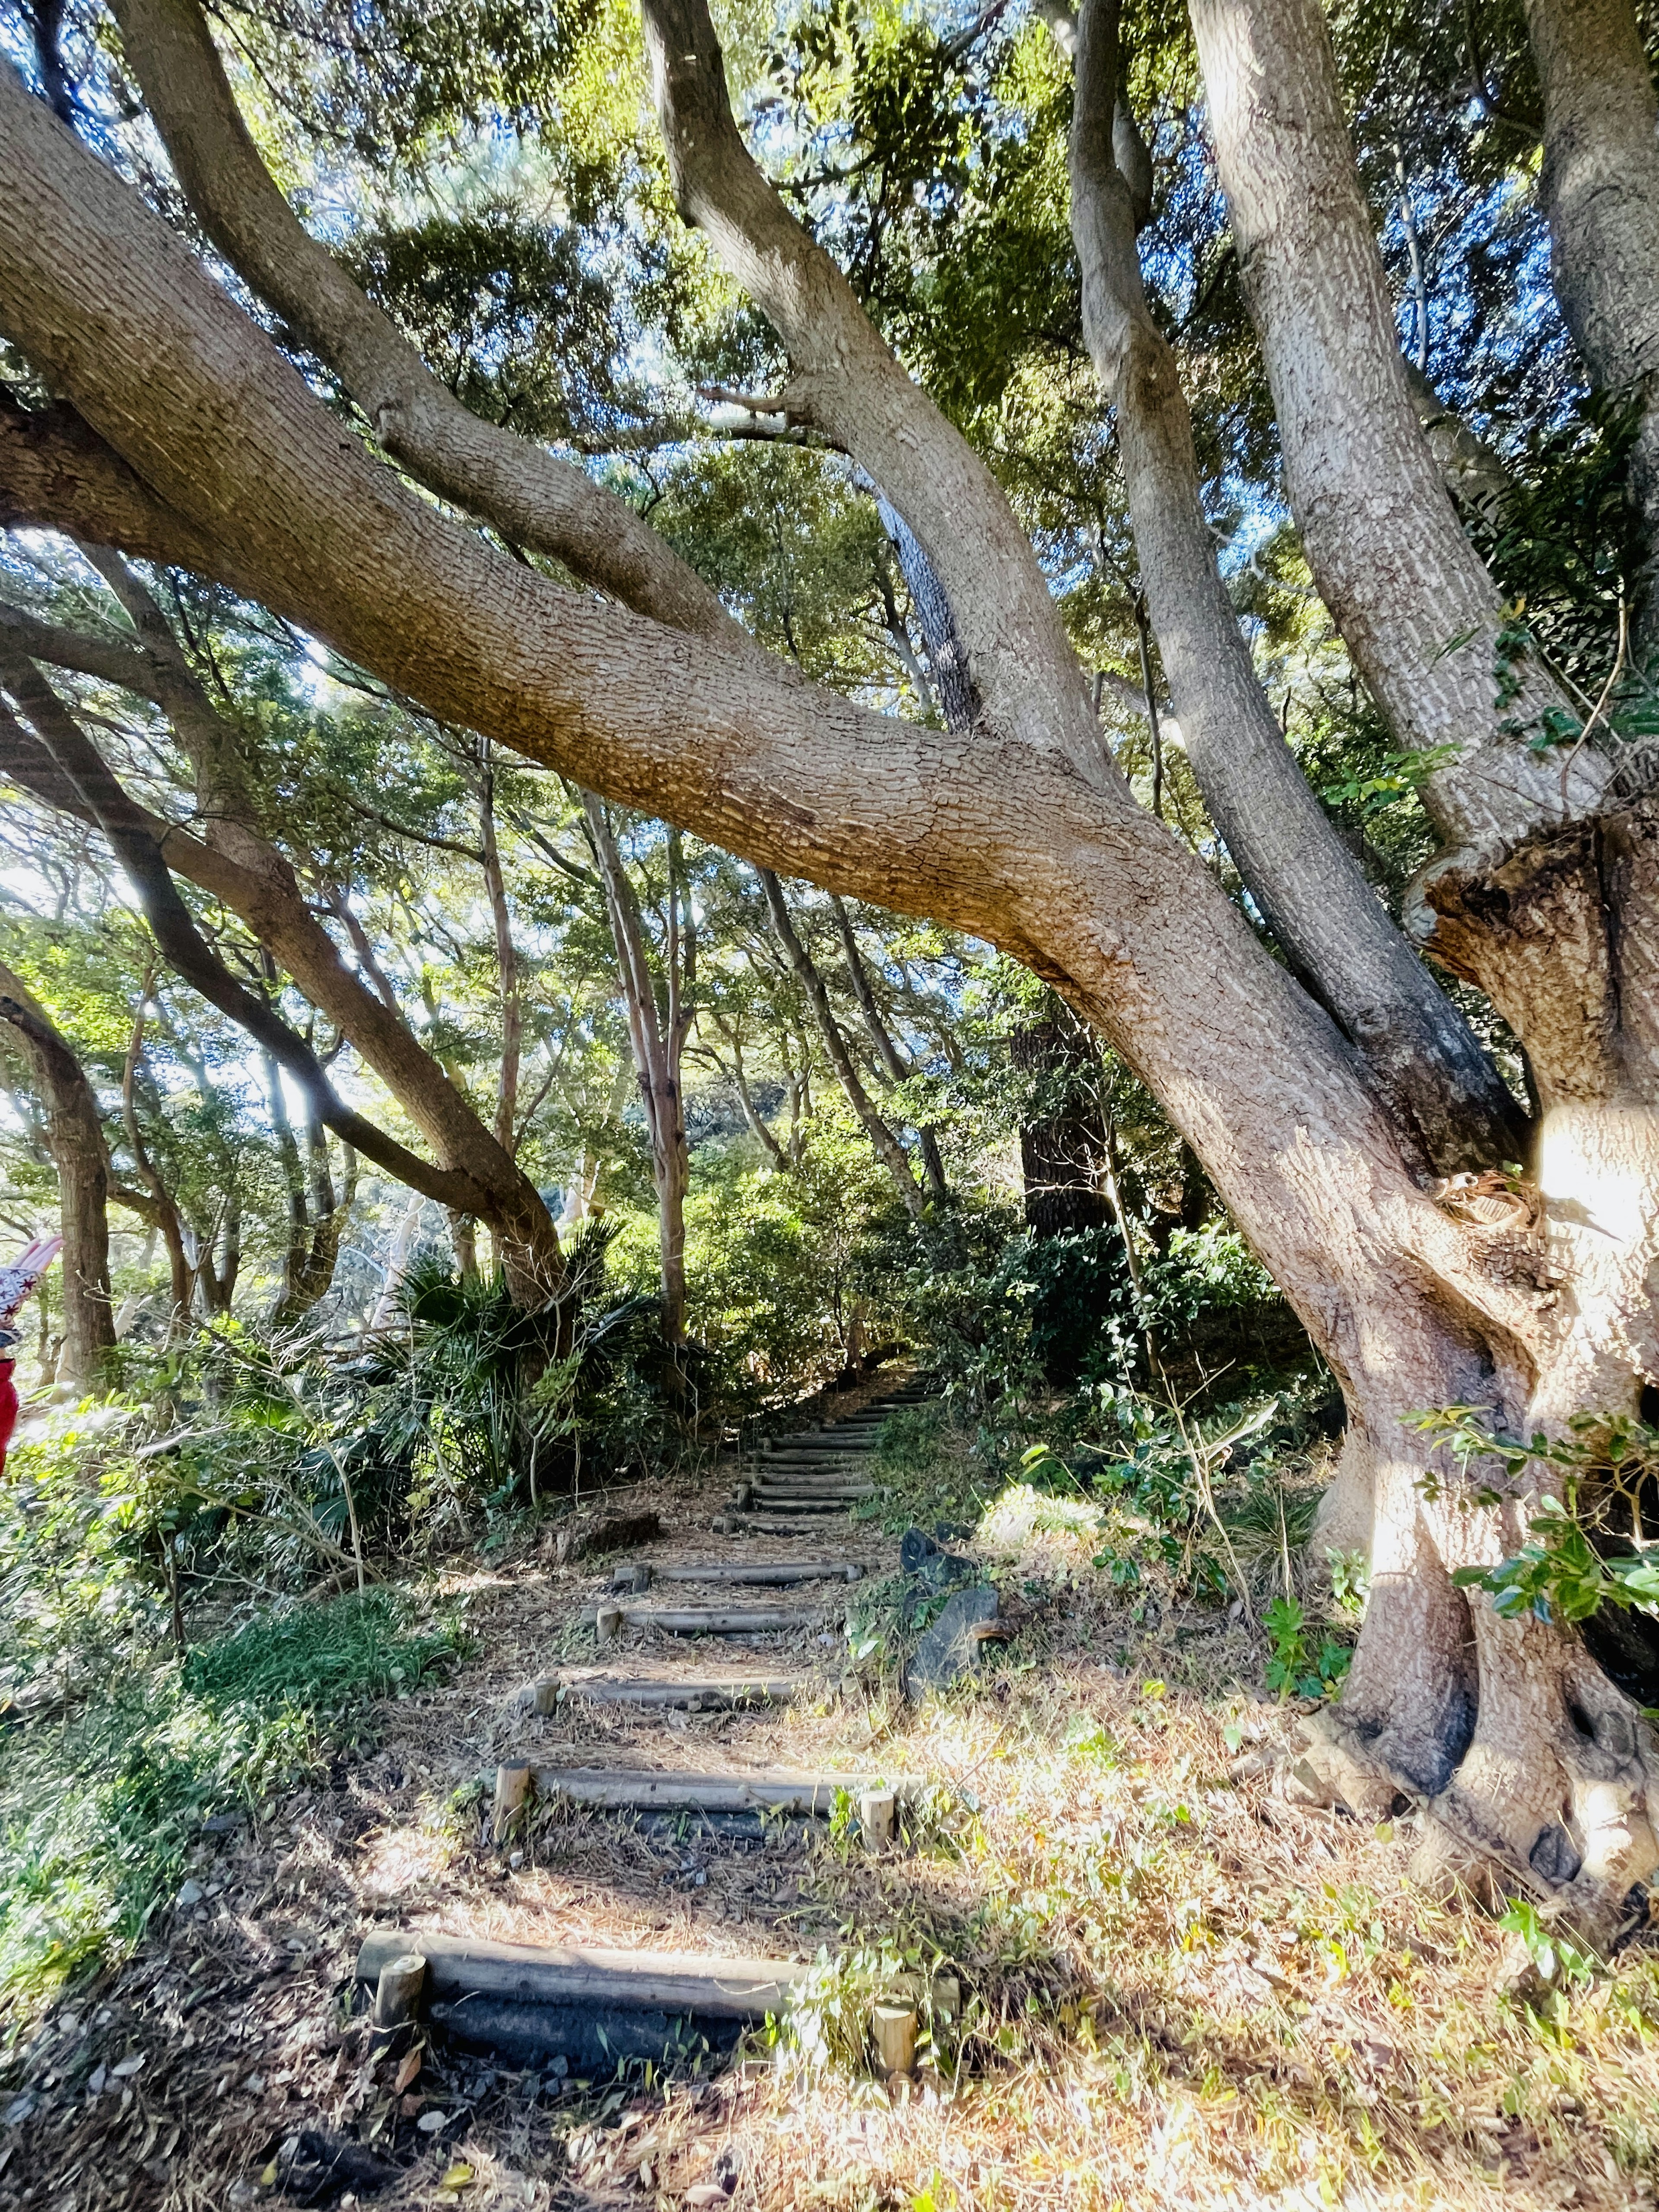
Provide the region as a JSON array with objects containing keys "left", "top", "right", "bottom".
[
  {"left": 272, "top": 2129, "right": 399, "bottom": 2206},
  {"left": 900, "top": 1527, "right": 976, "bottom": 1593},
  {"left": 906, "top": 1585, "right": 1001, "bottom": 1699}
]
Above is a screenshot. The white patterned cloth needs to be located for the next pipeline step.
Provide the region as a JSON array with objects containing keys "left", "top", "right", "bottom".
[{"left": 0, "top": 1237, "right": 61, "bottom": 1328}]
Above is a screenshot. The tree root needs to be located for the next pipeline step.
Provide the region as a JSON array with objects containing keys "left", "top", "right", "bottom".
[{"left": 1294, "top": 1621, "right": 1659, "bottom": 1952}]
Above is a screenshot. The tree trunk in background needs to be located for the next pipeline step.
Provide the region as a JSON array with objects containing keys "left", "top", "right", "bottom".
[
  {"left": 123, "top": 992, "right": 191, "bottom": 1329},
  {"left": 264, "top": 1042, "right": 356, "bottom": 1326},
  {"left": 830, "top": 894, "right": 949, "bottom": 1201},
  {"left": 760, "top": 873, "right": 926, "bottom": 1221},
  {"left": 709, "top": 1012, "right": 790, "bottom": 1172},
  {"left": 1522, "top": 0, "right": 1659, "bottom": 656},
  {"left": 0, "top": 960, "right": 115, "bottom": 1386},
  {"left": 477, "top": 743, "right": 524, "bottom": 1153},
  {"left": 582, "top": 794, "right": 692, "bottom": 1345},
  {"left": 1007, "top": 1020, "right": 1112, "bottom": 1239}
]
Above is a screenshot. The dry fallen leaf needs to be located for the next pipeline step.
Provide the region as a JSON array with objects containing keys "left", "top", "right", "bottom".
[{"left": 392, "top": 2047, "right": 423, "bottom": 2094}]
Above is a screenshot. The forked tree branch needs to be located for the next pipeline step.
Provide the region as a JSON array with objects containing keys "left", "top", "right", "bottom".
[
  {"left": 1066, "top": 0, "right": 1526, "bottom": 1171},
  {"left": 0, "top": 664, "right": 497, "bottom": 1217},
  {"left": 639, "top": 0, "right": 1116, "bottom": 785}
]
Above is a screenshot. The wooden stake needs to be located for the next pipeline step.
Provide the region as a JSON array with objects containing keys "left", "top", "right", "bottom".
[
  {"left": 493, "top": 1760, "right": 531, "bottom": 1843},
  {"left": 859, "top": 1788, "right": 896, "bottom": 1851},
  {"left": 871, "top": 2000, "right": 917, "bottom": 2077},
  {"left": 372, "top": 1951, "right": 427, "bottom": 2035},
  {"left": 595, "top": 1602, "right": 625, "bottom": 1644},
  {"left": 512, "top": 1675, "right": 560, "bottom": 1715}
]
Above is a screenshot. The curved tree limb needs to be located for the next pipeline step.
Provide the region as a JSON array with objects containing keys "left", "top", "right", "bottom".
[
  {"left": 0, "top": 586, "right": 563, "bottom": 1281},
  {"left": 639, "top": 0, "right": 1116, "bottom": 786},
  {"left": 105, "top": 0, "right": 737, "bottom": 645},
  {"left": 0, "top": 664, "right": 499, "bottom": 1222}
]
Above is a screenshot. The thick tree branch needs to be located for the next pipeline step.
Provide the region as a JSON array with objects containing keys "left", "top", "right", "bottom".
[
  {"left": 1186, "top": 0, "right": 1611, "bottom": 859},
  {"left": 106, "top": 0, "right": 736, "bottom": 644},
  {"left": 0, "top": 666, "right": 496, "bottom": 1218},
  {"left": 639, "top": 0, "right": 1116, "bottom": 786}
]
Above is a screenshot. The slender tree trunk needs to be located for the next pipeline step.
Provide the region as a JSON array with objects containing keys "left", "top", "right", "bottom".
[
  {"left": 0, "top": 962, "right": 115, "bottom": 1385},
  {"left": 1007, "top": 1020, "right": 1113, "bottom": 1239},
  {"left": 830, "top": 895, "right": 949, "bottom": 1201},
  {"left": 760, "top": 874, "right": 926, "bottom": 1220},
  {"left": 1521, "top": 0, "right": 1659, "bottom": 655},
  {"left": 122, "top": 989, "right": 192, "bottom": 1329},
  {"left": 709, "top": 1013, "right": 789, "bottom": 1171},
  {"left": 582, "top": 794, "right": 691, "bottom": 1344},
  {"left": 477, "top": 744, "right": 524, "bottom": 1153}
]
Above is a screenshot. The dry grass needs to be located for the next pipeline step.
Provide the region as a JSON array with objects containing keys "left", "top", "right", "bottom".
[{"left": 5, "top": 1443, "right": 1659, "bottom": 2212}]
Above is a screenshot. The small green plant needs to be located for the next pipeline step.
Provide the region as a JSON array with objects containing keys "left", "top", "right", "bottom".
[
  {"left": 1262, "top": 1596, "right": 1351, "bottom": 1700},
  {"left": 1498, "top": 1899, "right": 1601, "bottom": 1992},
  {"left": 1411, "top": 1406, "right": 1659, "bottom": 1625},
  {"left": 0, "top": 1589, "right": 465, "bottom": 2002}
]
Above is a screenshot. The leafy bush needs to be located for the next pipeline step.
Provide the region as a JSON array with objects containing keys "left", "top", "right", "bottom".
[{"left": 0, "top": 1589, "right": 464, "bottom": 2002}]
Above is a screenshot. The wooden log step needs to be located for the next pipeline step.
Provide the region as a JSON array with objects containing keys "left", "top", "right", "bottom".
[
  {"left": 357, "top": 1929, "right": 807, "bottom": 2021},
  {"left": 611, "top": 1560, "right": 863, "bottom": 1589},
  {"left": 743, "top": 1497, "right": 865, "bottom": 1517},
  {"left": 713, "top": 1513, "right": 855, "bottom": 1535},
  {"left": 585, "top": 1602, "right": 839, "bottom": 1634},
  {"left": 552, "top": 1674, "right": 805, "bottom": 1710},
  {"left": 752, "top": 1479, "right": 875, "bottom": 1497},
  {"left": 763, "top": 1437, "right": 878, "bottom": 1451},
  {"left": 523, "top": 1766, "right": 899, "bottom": 1815}
]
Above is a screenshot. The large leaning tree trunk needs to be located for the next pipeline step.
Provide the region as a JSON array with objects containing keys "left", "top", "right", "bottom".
[
  {"left": 0, "top": 959, "right": 116, "bottom": 1386},
  {"left": 0, "top": 3, "right": 1657, "bottom": 1936},
  {"left": 0, "top": 575, "right": 563, "bottom": 1305},
  {"left": 1177, "top": 0, "right": 1659, "bottom": 1918},
  {"left": 1521, "top": 0, "right": 1659, "bottom": 658},
  {"left": 1061, "top": 0, "right": 1522, "bottom": 1176}
]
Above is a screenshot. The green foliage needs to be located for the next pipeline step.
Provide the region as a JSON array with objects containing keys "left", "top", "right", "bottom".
[
  {"left": 874, "top": 1404, "right": 945, "bottom": 1484},
  {"left": 0, "top": 1587, "right": 463, "bottom": 2001},
  {"left": 1498, "top": 1900, "right": 1602, "bottom": 1993},
  {"left": 1262, "top": 1596, "right": 1353, "bottom": 1702},
  {"left": 1411, "top": 1406, "right": 1659, "bottom": 1625}
]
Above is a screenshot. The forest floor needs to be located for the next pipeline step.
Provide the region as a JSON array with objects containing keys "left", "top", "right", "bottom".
[{"left": 5, "top": 1395, "right": 1659, "bottom": 2212}]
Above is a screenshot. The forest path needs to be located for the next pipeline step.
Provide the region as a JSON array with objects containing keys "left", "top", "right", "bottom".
[{"left": 355, "top": 1375, "right": 938, "bottom": 2087}]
